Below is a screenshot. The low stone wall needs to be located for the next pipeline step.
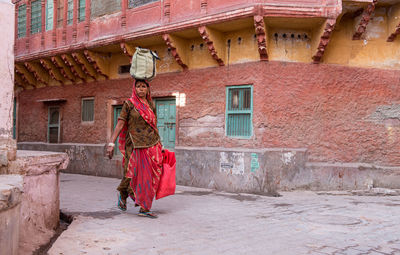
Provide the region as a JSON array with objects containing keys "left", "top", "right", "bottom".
[
  {"left": 17, "top": 143, "right": 400, "bottom": 192},
  {"left": 0, "top": 175, "right": 23, "bottom": 255},
  {"left": 7, "top": 150, "right": 69, "bottom": 254},
  {"left": 18, "top": 142, "right": 122, "bottom": 178},
  {"left": 175, "top": 146, "right": 308, "bottom": 194}
]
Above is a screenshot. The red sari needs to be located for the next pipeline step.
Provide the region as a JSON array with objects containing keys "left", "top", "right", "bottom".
[{"left": 118, "top": 87, "right": 162, "bottom": 211}]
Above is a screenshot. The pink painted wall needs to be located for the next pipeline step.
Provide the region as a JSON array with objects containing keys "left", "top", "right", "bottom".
[{"left": 17, "top": 61, "right": 400, "bottom": 167}]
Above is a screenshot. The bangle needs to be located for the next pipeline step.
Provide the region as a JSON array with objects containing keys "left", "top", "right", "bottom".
[{"left": 108, "top": 143, "right": 115, "bottom": 147}]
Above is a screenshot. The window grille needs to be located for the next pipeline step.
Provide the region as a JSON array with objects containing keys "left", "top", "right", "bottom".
[
  {"left": 17, "top": 4, "right": 27, "bottom": 38},
  {"left": 78, "top": 0, "right": 85, "bottom": 22},
  {"left": 31, "top": 0, "right": 42, "bottom": 34},
  {"left": 48, "top": 107, "right": 60, "bottom": 143},
  {"left": 128, "top": 0, "right": 158, "bottom": 8},
  {"left": 67, "top": 0, "right": 73, "bottom": 25},
  {"left": 57, "top": 0, "right": 63, "bottom": 27},
  {"left": 46, "top": 0, "right": 54, "bottom": 31},
  {"left": 226, "top": 85, "right": 253, "bottom": 138},
  {"left": 82, "top": 98, "right": 94, "bottom": 122}
]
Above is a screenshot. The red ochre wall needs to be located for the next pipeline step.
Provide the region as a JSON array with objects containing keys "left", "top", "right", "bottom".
[{"left": 17, "top": 61, "right": 400, "bottom": 166}]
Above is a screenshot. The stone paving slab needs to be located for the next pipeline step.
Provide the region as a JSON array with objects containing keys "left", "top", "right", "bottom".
[{"left": 49, "top": 173, "right": 400, "bottom": 255}]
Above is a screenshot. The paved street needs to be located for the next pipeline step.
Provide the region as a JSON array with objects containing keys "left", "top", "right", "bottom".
[{"left": 49, "top": 173, "right": 400, "bottom": 255}]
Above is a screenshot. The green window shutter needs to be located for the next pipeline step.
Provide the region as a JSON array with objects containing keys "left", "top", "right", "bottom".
[
  {"left": 82, "top": 98, "right": 94, "bottom": 122},
  {"left": 113, "top": 105, "right": 122, "bottom": 155},
  {"left": 226, "top": 85, "right": 253, "bottom": 138},
  {"left": 46, "top": 0, "right": 54, "bottom": 31},
  {"left": 78, "top": 0, "right": 85, "bottom": 22},
  {"left": 18, "top": 4, "right": 27, "bottom": 38},
  {"left": 31, "top": 0, "right": 42, "bottom": 34},
  {"left": 128, "top": 0, "right": 158, "bottom": 9},
  {"left": 67, "top": 0, "right": 73, "bottom": 25}
]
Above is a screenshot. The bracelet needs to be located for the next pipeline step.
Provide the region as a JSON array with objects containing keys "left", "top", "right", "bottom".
[{"left": 108, "top": 143, "right": 115, "bottom": 147}]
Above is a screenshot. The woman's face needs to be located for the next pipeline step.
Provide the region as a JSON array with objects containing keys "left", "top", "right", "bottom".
[{"left": 135, "top": 81, "right": 148, "bottom": 99}]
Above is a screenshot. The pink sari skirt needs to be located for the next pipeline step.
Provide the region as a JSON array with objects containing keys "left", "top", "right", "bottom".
[{"left": 125, "top": 143, "right": 163, "bottom": 211}]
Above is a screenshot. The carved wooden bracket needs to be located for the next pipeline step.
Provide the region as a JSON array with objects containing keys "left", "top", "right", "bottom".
[
  {"left": 51, "top": 56, "right": 76, "bottom": 83},
  {"left": 40, "top": 58, "right": 64, "bottom": 85},
  {"left": 352, "top": 0, "right": 377, "bottom": 40},
  {"left": 83, "top": 50, "right": 109, "bottom": 79},
  {"left": 387, "top": 22, "right": 400, "bottom": 42},
  {"left": 120, "top": 42, "right": 134, "bottom": 58},
  {"left": 198, "top": 26, "right": 224, "bottom": 66},
  {"left": 61, "top": 54, "right": 87, "bottom": 82},
  {"left": 162, "top": 34, "right": 188, "bottom": 70},
  {"left": 312, "top": 19, "right": 336, "bottom": 63},
  {"left": 253, "top": 15, "right": 268, "bottom": 61},
  {"left": 15, "top": 64, "right": 36, "bottom": 88},
  {"left": 72, "top": 52, "right": 97, "bottom": 80},
  {"left": 15, "top": 69, "right": 34, "bottom": 89},
  {"left": 24, "top": 61, "right": 49, "bottom": 86}
]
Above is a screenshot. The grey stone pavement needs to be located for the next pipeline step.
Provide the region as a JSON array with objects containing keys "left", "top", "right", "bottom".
[{"left": 48, "top": 173, "right": 400, "bottom": 255}]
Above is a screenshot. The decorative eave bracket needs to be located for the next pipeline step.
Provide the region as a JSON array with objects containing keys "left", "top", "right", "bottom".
[
  {"left": 352, "top": 0, "right": 377, "bottom": 40},
  {"left": 162, "top": 34, "right": 188, "bottom": 70},
  {"left": 312, "top": 19, "right": 336, "bottom": 64},
  {"left": 198, "top": 26, "right": 225, "bottom": 66},
  {"left": 253, "top": 15, "right": 268, "bottom": 61}
]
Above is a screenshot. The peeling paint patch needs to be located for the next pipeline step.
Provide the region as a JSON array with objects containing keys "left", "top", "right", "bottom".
[
  {"left": 220, "top": 152, "right": 244, "bottom": 175},
  {"left": 251, "top": 153, "right": 259, "bottom": 172},
  {"left": 282, "top": 152, "right": 294, "bottom": 165},
  {"left": 368, "top": 104, "right": 400, "bottom": 125}
]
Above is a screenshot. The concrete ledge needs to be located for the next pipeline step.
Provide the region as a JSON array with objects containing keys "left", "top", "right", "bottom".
[{"left": 18, "top": 143, "right": 123, "bottom": 178}]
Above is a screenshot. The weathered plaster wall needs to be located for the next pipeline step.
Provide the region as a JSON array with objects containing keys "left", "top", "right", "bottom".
[
  {"left": 17, "top": 61, "right": 400, "bottom": 167},
  {"left": 7, "top": 150, "right": 69, "bottom": 254},
  {"left": 0, "top": 1, "right": 16, "bottom": 167},
  {"left": 324, "top": 6, "right": 400, "bottom": 69},
  {"left": 0, "top": 175, "right": 23, "bottom": 255}
]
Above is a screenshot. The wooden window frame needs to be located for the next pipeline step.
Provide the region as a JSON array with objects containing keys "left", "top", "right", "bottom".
[
  {"left": 78, "top": 0, "right": 85, "bottom": 22},
  {"left": 225, "top": 85, "right": 253, "bottom": 139},
  {"left": 81, "top": 97, "right": 95, "bottom": 123},
  {"left": 48, "top": 106, "right": 61, "bottom": 143},
  {"left": 128, "top": 0, "right": 159, "bottom": 9},
  {"left": 45, "top": 0, "right": 54, "bottom": 31},
  {"left": 31, "top": 0, "right": 42, "bottom": 34},
  {"left": 17, "top": 4, "right": 27, "bottom": 38},
  {"left": 67, "top": 0, "right": 73, "bottom": 25}
]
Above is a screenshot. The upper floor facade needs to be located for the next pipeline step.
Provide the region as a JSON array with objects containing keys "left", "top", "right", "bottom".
[{"left": 12, "top": 0, "right": 400, "bottom": 90}]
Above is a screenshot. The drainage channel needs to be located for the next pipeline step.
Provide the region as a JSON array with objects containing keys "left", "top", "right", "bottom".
[{"left": 33, "top": 211, "right": 74, "bottom": 255}]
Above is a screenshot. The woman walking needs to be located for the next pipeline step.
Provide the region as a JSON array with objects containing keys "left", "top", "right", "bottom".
[{"left": 107, "top": 79, "right": 162, "bottom": 218}]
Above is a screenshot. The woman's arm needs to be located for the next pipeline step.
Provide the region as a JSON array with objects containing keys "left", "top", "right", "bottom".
[{"left": 107, "top": 119, "right": 125, "bottom": 159}]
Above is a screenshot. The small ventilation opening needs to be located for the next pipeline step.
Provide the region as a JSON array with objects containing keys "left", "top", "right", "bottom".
[{"left": 119, "top": 65, "right": 130, "bottom": 74}]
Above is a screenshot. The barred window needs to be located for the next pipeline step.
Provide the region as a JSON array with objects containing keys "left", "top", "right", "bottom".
[
  {"left": 46, "top": 0, "right": 54, "bottom": 31},
  {"left": 78, "top": 0, "right": 85, "bottom": 22},
  {"left": 67, "top": 0, "right": 73, "bottom": 25},
  {"left": 82, "top": 98, "right": 94, "bottom": 122},
  {"left": 226, "top": 85, "right": 253, "bottom": 138},
  {"left": 128, "top": 0, "right": 158, "bottom": 8},
  {"left": 17, "top": 4, "right": 27, "bottom": 38},
  {"left": 31, "top": 0, "right": 42, "bottom": 34}
]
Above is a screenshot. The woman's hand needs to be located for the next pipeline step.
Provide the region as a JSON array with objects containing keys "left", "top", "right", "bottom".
[{"left": 107, "top": 144, "right": 114, "bottom": 159}]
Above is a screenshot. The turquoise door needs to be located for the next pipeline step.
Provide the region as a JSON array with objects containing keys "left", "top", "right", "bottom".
[
  {"left": 113, "top": 105, "right": 122, "bottom": 155},
  {"left": 156, "top": 99, "right": 176, "bottom": 148}
]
